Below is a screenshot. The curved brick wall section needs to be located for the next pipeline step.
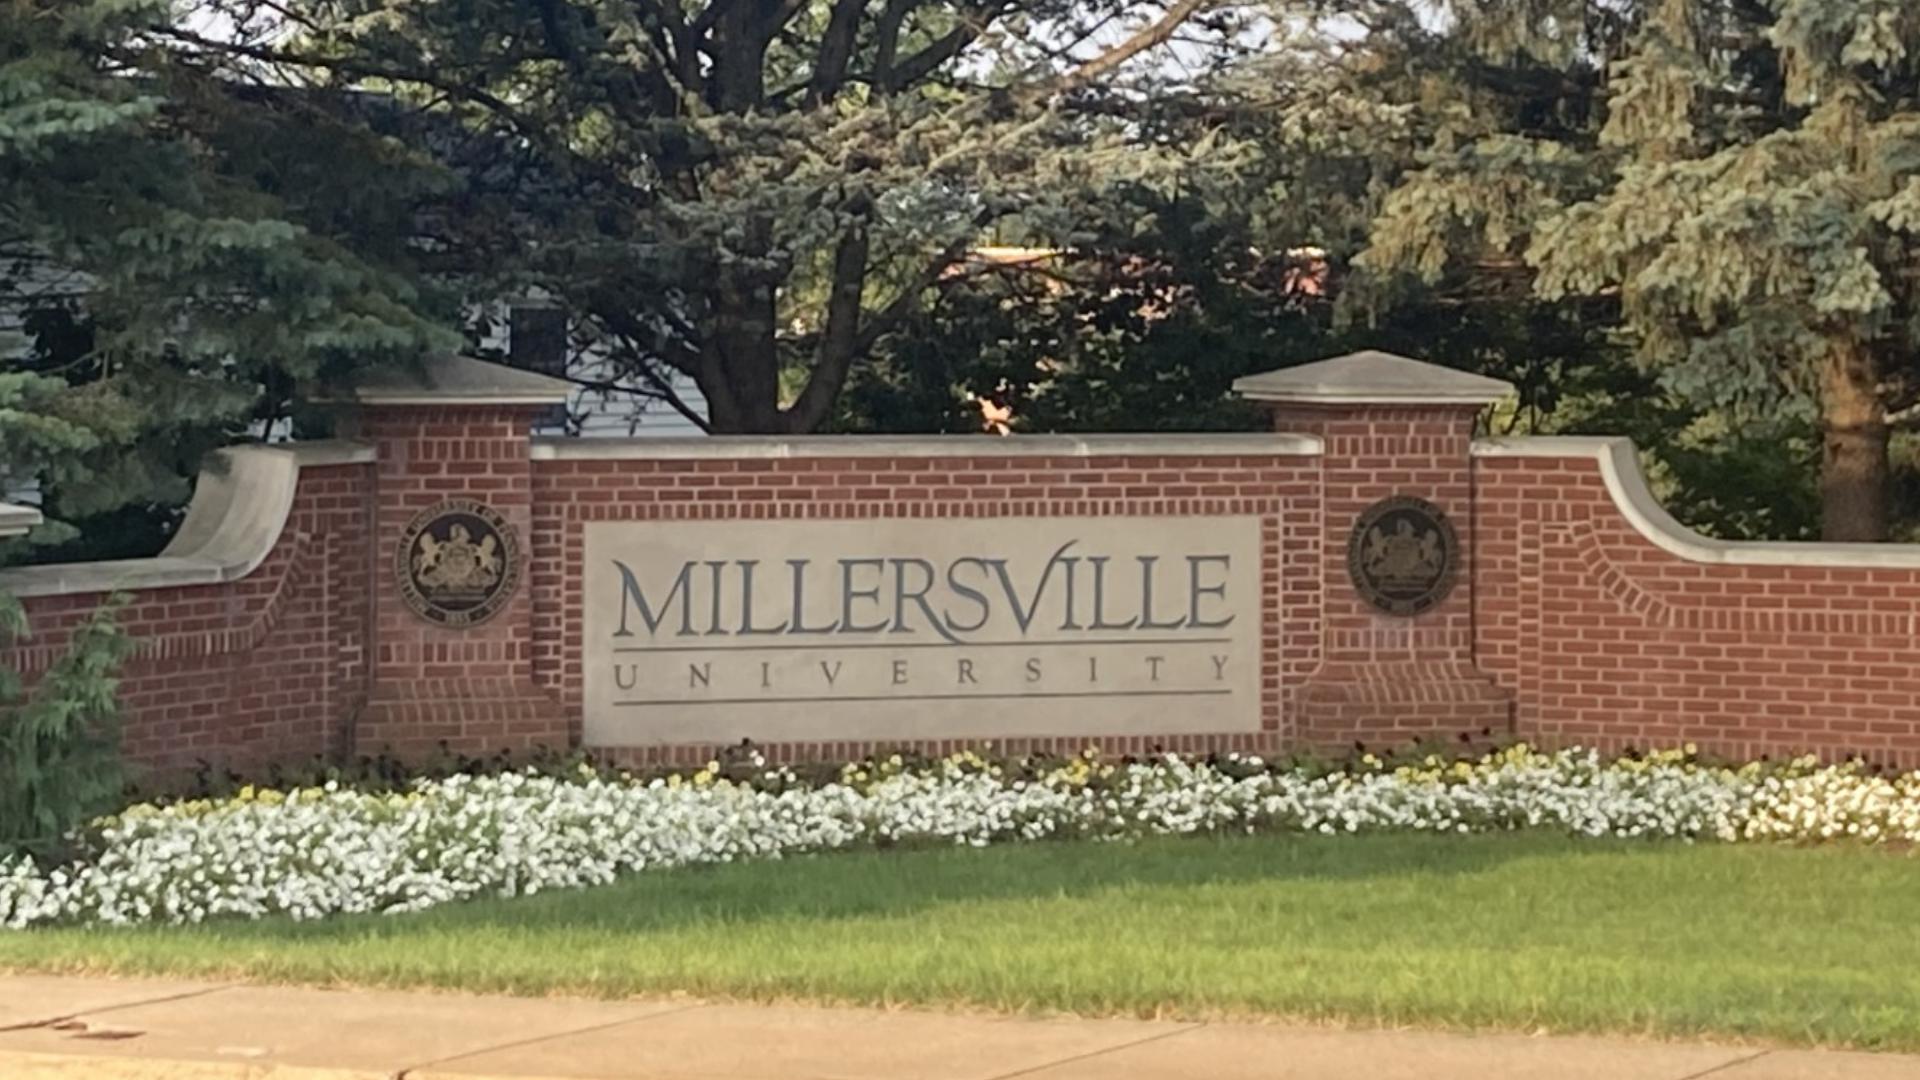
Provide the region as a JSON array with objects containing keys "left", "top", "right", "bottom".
[
  {"left": 1, "top": 461, "right": 372, "bottom": 771},
  {"left": 529, "top": 445, "right": 1325, "bottom": 766},
  {"left": 1475, "top": 442, "right": 1920, "bottom": 766}
]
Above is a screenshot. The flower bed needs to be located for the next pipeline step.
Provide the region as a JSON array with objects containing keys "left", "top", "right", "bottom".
[{"left": 3, "top": 745, "right": 1918, "bottom": 928}]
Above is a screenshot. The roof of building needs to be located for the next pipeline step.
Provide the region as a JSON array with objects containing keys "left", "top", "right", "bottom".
[{"left": 323, "top": 353, "right": 574, "bottom": 406}]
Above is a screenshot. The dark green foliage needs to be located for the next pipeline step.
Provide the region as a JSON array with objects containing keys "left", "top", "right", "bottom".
[
  {"left": 0, "top": 593, "right": 130, "bottom": 859},
  {"left": 840, "top": 174, "right": 1815, "bottom": 537},
  {"left": 4, "top": 0, "right": 1884, "bottom": 552},
  {"left": 2, "top": 0, "right": 461, "bottom": 560},
  {"left": 1351, "top": 0, "right": 1920, "bottom": 539}
]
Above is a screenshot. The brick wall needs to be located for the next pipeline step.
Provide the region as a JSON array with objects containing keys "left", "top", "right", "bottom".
[
  {"left": 1, "top": 460, "right": 371, "bottom": 772},
  {"left": 1263, "top": 405, "right": 1509, "bottom": 747},
  {"left": 347, "top": 405, "right": 567, "bottom": 757},
  {"left": 1476, "top": 439, "right": 1920, "bottom": 767},
  {"left": 16, "top": 404, "right": 1920, "bottom": 773}
]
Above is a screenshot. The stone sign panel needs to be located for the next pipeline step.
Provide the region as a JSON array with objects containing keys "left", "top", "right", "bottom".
[{"left": 582, "top": 517, "right": 1264, "bottom": 746}]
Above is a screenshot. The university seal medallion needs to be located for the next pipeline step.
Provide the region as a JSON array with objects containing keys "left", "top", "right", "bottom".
[
  {"left": 395, "top": 498, "right": 521, "bottom": 627},
  {"left": 1346, "top": 495, "right": 1458, "bottom": 616}
]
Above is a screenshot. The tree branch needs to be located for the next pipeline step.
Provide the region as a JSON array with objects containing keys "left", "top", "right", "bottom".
[
  {"left": 785, "top": 223, "right": 871, "bottom": 431},
  {"left": 633, "top": 0, "right": 704, "bottom": 96},
  {"left": 153, "top": 27, "right": 541, "bottom": 134},
  {"left": 772, "top": 0, "right": 816, "bottom": 36},
  {"left": 604, "top": 341, "right": 715, "bottom": 433},
  {"left": 536, "top": 0, "right": 682, "bottom": 120},
  {"left": 851, "top": 237, "right": 973, "bottom": 356},
  {"left": 589, "top": 302, "right": 706, "bottom": 379},
  {"left": 871, "top": 0, "right": 915, "bottom": 93},
  {"left": 151, "top": 25, "right": 660, "bottom": 210},
  {"left": 805, "top": 0, "right": 868, "bottom": 106},
  {"left": 878, "top": 2, "right": 1014, "bottom": 93},
  {"left": 887, "top": 25, "right": 978, "bottom": 89},
  {"left": 690, "top": 0, "right": 742, "bottom": 37},
  {"left": 1044, "top": 0, "right": 1210, "bottom": 94}
]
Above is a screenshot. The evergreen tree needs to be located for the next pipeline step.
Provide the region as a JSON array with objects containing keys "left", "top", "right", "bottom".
[
  {"left": 2, "top": 0, "right": 459, "bottom": 555},
  {"left": 1352, "top": 0, "right": 1920, "bottom": 540}
]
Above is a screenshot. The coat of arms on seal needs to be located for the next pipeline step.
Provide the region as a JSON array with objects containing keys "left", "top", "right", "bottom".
[
  {"left": 395, "top": 498, "right": 521, "bottom": 627},
  {"left": 1347, "top": 495, "right": 1459, "bottom": 616}
]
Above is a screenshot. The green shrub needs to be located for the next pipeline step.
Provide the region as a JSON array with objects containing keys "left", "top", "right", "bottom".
[{"left": 0, "top": 592, "right": 130, "bottom": 859}]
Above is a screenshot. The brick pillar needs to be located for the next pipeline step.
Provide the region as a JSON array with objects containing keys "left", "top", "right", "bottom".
[
  {"left": 1235, "top": 350, "right": 1515, "bottom": 750},
  {"left": 334, "top": 356, "right": 573, "bottom": 759}
]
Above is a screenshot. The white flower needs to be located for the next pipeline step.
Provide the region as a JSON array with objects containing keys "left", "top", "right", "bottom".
[{"left": 2, "top": 746, "right": 1915, "bottom": 930}]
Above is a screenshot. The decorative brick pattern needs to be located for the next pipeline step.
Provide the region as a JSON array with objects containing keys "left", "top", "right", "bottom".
[
  {"left": 1, "top": 465, "right": 371, "bottom": 770},
  {"left": 1475, "top": 452, "right": 1920, "bottom": 766}
]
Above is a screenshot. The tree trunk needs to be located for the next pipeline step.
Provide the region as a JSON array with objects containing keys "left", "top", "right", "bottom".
[
  {"left": 784, "top": 224, "right": 870, "bottom": 433},
  {"left": 1818, "top": 335, "right": 1888, "bottom": 542},
  {"left": 702, "top": 271, "right": 784, "bottom": 433},
  {"left": 700, "top": 213, "right": 786, "bottom": 433}
]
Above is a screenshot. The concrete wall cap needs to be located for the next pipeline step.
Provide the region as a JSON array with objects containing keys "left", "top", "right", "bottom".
[
  {"left": 1234, "top": 349, "right": 1514, "bottom": 405},
  {"left": 0, "top": 441, "right": 375, "bottom": 598},
  {"left": 530, "top": 433, "right": 1324, "bottom": 460},
  {"left": 0, "top": 556, "right": 229, "bottom": 596},
  {"left": 1474, "top": 435, "right": 1920, "bottom": 568}
]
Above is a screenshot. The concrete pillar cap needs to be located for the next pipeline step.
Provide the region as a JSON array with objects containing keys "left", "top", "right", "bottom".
[
  {"left": 0, "top": 501, "right": 41, "bottom": 539},
  {"left": 1233, "top": 349, "right": 1513, "bottom": 406},
  {"left": 319, "top": 354, "right": 573, "bottom": 406}
]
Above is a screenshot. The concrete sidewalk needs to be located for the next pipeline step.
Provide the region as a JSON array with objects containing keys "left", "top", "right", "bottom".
[{"left": 0, "top": 974, "right": 1911, "bottom": 1080}]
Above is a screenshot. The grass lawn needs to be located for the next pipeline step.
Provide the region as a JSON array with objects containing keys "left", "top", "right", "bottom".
[{"left": 4, "top": 833, "right": 1918, "bottom": 1048}]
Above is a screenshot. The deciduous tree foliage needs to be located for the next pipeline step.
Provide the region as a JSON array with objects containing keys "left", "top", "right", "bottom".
[
  {"left": 164, "top": 0, "right": 1257, "bottom": 432},
  {"left": 1352, "top": 0, "right": 1920, "bottom": 540}
]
